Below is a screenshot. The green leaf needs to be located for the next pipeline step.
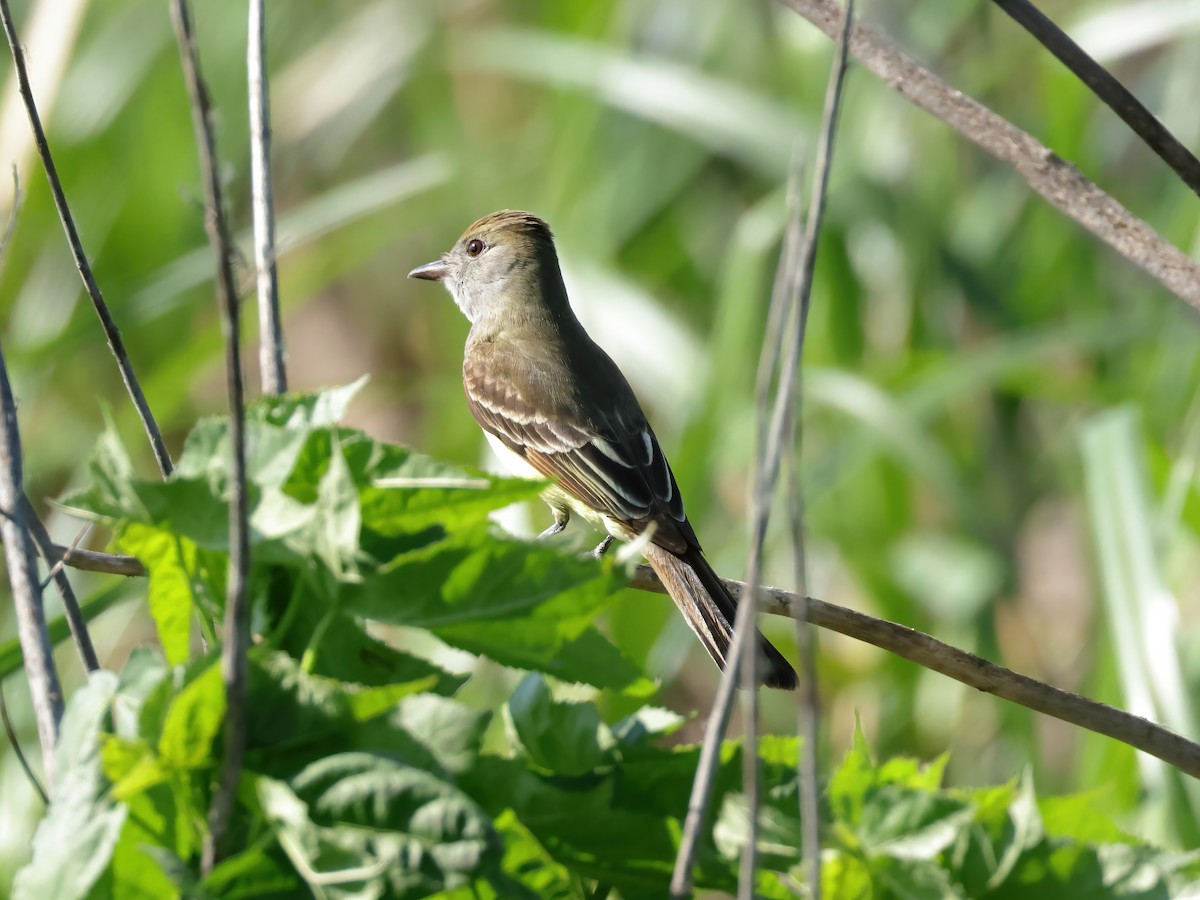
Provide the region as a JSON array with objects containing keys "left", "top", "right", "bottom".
[
  {"left": 548, "top": 625, "right": 656, "bottom": 695},
  {"left": 388, "top": 694, "right": 492, "bottom": 777},
  {"left": 357, "top": 444, "right": 545, "bottom": 535},
  {"left": 489, "top": 809, "right": 573, "bottom": 899},
  {"left": 117, "top": 524, "right": 208, "bottom": 665},
  {"left": 101, "top": 736, "right": 167, "bottom": 800},
  {"left": 506, "top": 674, "right": 614, "bottom": 776},
  {"left": 312, "top": 431, "right": 363, "bottom": 577},
  {"left": 251, "top": 378, "right": 369, "bottom": 429},
  {"left": 158, "top": 661, "right": 225, "bottom": 770},
  {"left": 345, "top": 527, "right": 628, "bottom": 687},
  {"left": 611, "top": 705, "right": 686, "bottom": 745},
  {"left": 71, "top": 423, "right": 142, "bottom": 520},
  {"left": 13, "top": 672, "right": 126, "bottom": 900},
  {"left": 244, "top": 648, "right": 440, "bottom": 761},
  {"left": 200, "top": 841, "right": 302, "bottom": 898},
  {"left": 109, "top": 647, "right": 170, "bottom": 740},
  {"left": 258, "top": 752, "right": 501, "bottom": 899}
]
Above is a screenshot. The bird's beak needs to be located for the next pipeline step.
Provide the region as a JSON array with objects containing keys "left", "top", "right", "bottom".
[{"left": 408, "top": 259, "right": 448, "bottom": 281}]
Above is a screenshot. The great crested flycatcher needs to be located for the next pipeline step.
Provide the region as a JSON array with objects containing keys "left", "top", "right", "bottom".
[{"left": 409, "top": 210, "right": 797, "bottom": 690}]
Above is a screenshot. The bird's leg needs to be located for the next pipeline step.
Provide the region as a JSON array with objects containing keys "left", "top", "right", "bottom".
[
  {"left": 538, "top": 506, "right": 570, "bottom": 539},
  {"left": 591, "top": 535, "right": 615, "bottom": 559}
]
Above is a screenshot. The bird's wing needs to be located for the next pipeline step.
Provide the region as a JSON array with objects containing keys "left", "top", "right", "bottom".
[{"left": 463, "top": 352, "right": 692, "bottom": 553}]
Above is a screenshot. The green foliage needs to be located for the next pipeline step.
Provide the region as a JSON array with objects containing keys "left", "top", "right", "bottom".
[{"left": 11, "top": 387, "right": 1198, "bottom": 898}]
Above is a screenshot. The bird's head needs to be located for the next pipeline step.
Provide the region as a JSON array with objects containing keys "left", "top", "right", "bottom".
[{"left": 408, "top": 210, "right": 565, "bottom": 325}]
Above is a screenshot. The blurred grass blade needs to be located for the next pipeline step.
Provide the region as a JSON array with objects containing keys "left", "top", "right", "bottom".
[
  {"left": 1072, "top": 0, "right": 1200, "bottom": 63},
  {"left": 806, "top": 367, "right": 968, "bottom": 511},
  {"left": 0, "top": 581, "right": 132, "bottom": 680},
  {"left": 459, "top": 27, "right": 803, "bottom": 176},
  {"left": 1080, "top": 407, "right": 1200, "bottom": 823},
  {"left": 128, "top": 155, "right": 451, "bottom": 323}
]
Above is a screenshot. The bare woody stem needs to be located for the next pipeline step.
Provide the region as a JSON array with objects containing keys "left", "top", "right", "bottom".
[
  {"left": 169, "top": 0, "right": 251, "bottom": 874},
  {"left": 775, "top": 0, "right": 1200, "bottom": 313},
  {"left": 672, "top": 10, "right": 854, "bottom": 894},
  {"left": 248, "top": 0, "right": 287, "bottom": 395},
  {"left": 991, "top": 0, "right": 1200, "bottom": 198},
  {"left": 0, "top": 347, "right": 62, "bottom": 789},
  {"left": 632, "top": 565, "right": 1200, "bottom": 781},
  {"left": 43, "top": 539, "right": 1200, "bottom": 778},
  {"left": 22, "top": 496, "right": 99, "bottom": 672},
  {"left": 0, "top": 0, "right": 173, "bottom": 477}
]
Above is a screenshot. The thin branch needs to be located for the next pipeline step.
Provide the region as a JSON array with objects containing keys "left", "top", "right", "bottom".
[
  {"left": 37, "top": 520, "right": 91, "bottom": 590},
  {"left": 0, "top": 0, "right": 174, "bottom": 477},
  {"left": 775, "top": 0, "right": 1200, "bottom": 313},
  {"left": 631, "top": 565, "right": 1200, "bottom": 780},
  {"left": 45, "top": 542, "right": 146, "bottom": 577},
  {"left": 672, "top": 6, "right": 853, "bottom": 895},
  {"left": 786, "top": 452, "right": 820, "bottom": 891},
  {"left": 991, "top": 0, "right": 1200, "bottom": 199},
  {"left": 782, "top": 7, "right": 853, "bottom": 893},
  {"left": 0, "top": 162, "right": 99, "bottom": 674},
  {"left": 170, "top": 0, "right": 251, "bottom": 874},
  {"left": 0, "top": 680, "right": 46, "bottom": 804},
  {"left": 22, "top": 496, "right": 99, "bottom": 672},
  {"left": 670, "top": 596, "right": 751, "bottom": 900},
  {"left": 0, "top": 343, "right": 62, "bottom": 788},
  {"left": 46, "top": 537, "right": 1200, "bottom": 780},
  {"left": 248, "top": 0, "right": 287, "bottom": 395}
]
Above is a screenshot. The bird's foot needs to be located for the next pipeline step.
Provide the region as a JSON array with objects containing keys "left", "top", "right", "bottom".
[
  {"left": 591, "top": 535, "right": 615, "bottom": 559},
  {"left": 538, "top": 509, "right": 570, "bottom": 540}
]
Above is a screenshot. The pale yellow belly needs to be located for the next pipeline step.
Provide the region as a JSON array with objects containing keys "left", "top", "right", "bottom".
[{"left": 483, "top": 431, "right": 634, "bottom": 541}]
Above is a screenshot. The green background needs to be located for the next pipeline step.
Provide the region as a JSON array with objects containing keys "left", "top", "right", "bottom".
[{"left": 0, "top": 0, "right": 1198, "bottom": 886}]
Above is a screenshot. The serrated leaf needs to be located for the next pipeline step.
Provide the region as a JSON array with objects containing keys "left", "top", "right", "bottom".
[
  {"left": 200, "top": 841, "right": 303, "bottom": 898},
  {"left": 64, "top": 424, "right": 142, "bottom": 521},
  {"left": 313, "top": 432, "right": 363, "bottom": 577},
  {"left": 359, "top": 445, "right": 545, "bottom": 535},
  {"left": 612, "top": 706, "right": 686, "bottom": 744},
  {"left": 506, "top": 674, "right": 613, "bottom": 776},
  {"left": 389, "top": 694, "right": 492, "bottom": 777},
  {"left": 101, "top": 736, "right": 167, "bottom": 800},
  {"left": 251, "top": 378, "right": 369, "bottom": 429},
  {"left": 344, "top": 527, "right": 626, "bottom": 687},
  {"left": 158, "top": 661, "right": 226, "bottom": 770},
  {"left": 13, "top": 672, "right": 126, "bottom": 900},
  {"left": 258, "top": 752, "right": 500, "bottom": 899},
  {"left": 244, "top": 648, "right": 439, "bottom": 758},
  {"left": 545, "top": 625, "right": 655, "bottom": 694},
  {"left": 117, "top": 525, "right": 206, "bottom": 665},
  {"left": 986, "top": 769, "right": 1044, "bottom": 888},
  {"left": 489, "top": 809, "right": 573, "bottom": 899},
  {"left": 110, "top": 647, "right": 170, "bottom": 740}
]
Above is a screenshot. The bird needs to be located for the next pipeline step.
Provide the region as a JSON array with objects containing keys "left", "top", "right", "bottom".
[{"left": 408, "top": 210, "right": 797, "bottom": 690}]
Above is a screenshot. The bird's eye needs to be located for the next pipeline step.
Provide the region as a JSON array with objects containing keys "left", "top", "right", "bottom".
[{"left": 466, "top": 238, "right": 485, "bottom": 257}]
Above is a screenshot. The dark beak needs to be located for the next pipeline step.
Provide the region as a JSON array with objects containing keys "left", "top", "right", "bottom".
[{"left": 408, "top": 259, "right": 449, "bottom": 281}]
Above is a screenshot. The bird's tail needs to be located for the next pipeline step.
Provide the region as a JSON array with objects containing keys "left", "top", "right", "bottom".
[{"left": 643, "top": 543, "right": 798, "bottom": 690}]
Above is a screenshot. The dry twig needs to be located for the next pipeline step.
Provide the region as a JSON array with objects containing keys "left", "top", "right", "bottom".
[
  {"left": 170, "top": 0, "right": 252, "bottom": 873},
  {"left": 670, "top": 6, "right": 853, "bottom": 896},
  {"left": 22, "top": 497, "right": 99, "bottom": 672},
  {"left": 0, "top": 345, "right": 62, "bottom": 789},
  {"left": 42, "top": 534, "right": 1200, "bottom": 778},
  {"left": 631, "top": 565, "right": 1200, "bottom": 780},
  {"left": 0, "top": 681, "right": 46, "bottom": 803},
  {"left": 775, "top": 0, "right": 1200, "bottom": 312},
  {"left": 780, "top": 6, "right": 855, "bottom": 890},
  {"left": 991, "top": 0, "right": 1200, "bottom": 198},
  {"left": 248, "top": 0, "right": 287, "bottom": 395}
]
